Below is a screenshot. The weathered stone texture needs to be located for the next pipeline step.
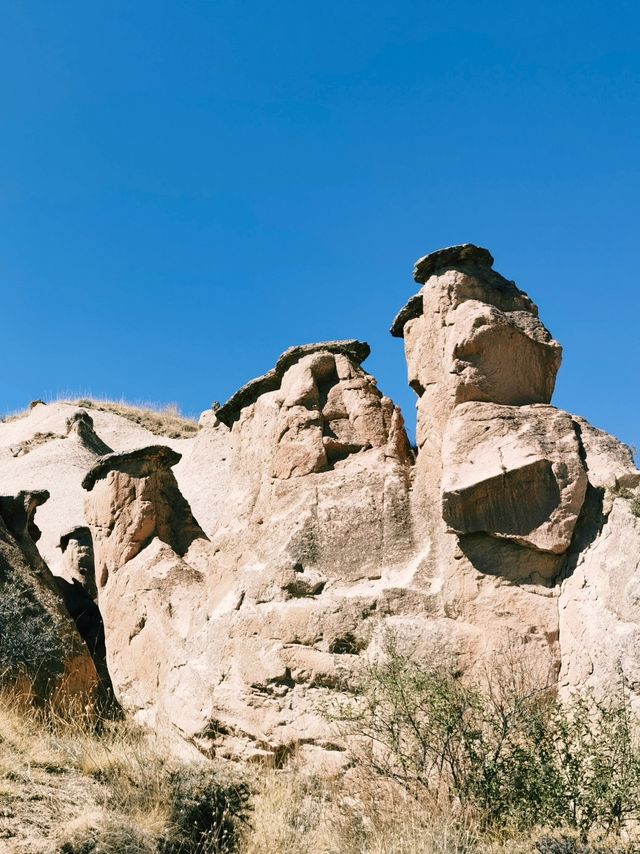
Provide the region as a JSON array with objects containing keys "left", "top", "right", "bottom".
[
  {"left": 441, "top": 403, "right": 588, "bottom": 554},
  {"left": 3, "top": 244, "right": 638, "bottom": 767}
]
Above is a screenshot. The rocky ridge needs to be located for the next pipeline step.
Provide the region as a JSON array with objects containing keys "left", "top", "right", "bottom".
[{"left": 1, "top": 244, "right": 638, "bottom": 767}]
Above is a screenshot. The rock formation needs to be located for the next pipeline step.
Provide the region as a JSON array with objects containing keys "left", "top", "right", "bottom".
[
  {"left": 391, "top": 245, "right": 640, "bottom": 710},
  {"left": 0, "top": 401, "right": 190, "bottom": 580},
  {"left": 0, "top": 489, "right": 99, "bottom": 700},
  {"left": 82, "top": 343, "right": 415, "bottom": 763},
  {"left": 2, "top": 244, "right": 639, "bottom": 763},
  {"left": 55, "top": 525, "right": 115, "bottom": 701}
]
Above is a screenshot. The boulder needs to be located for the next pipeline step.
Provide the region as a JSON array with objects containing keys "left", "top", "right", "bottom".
[{"left": 441, "top": 402, "right": 588, "bottom": 554}]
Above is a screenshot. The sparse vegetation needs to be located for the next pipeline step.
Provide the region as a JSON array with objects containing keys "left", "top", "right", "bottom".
[
  {"left": 3, "top": 646, "right": 640, "bottom": 852},
  {"left": 608, "top": 484, "right": 640, "bottom": 518},
  {"left": 0, "top": 569, "right": 65, "bottom": 689},
  {"left": 329, "top": 637, "right": 640, "bottom": 846},
  {"left": 70, "top": 398, "right": 199, "bottom": 439},
  {"left": 0, "top": 685, "right": 249, "bottom": 853},
  {"left": 0, "top": 397, "right": 199, "bottom": 439},
  {"left": 9, "top": 429, "right": 65, "bottom": 456}
]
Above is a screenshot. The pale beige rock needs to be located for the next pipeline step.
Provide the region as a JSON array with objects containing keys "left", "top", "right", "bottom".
[
  {"left": 2, "top": 244, "right": 635, "bottom": 766},
  {"left": 0, "top": 402, "right": 190, "bottom": 579},
  {"left": 82, "top": 345, "right": 421, "bottom": 759},
  {"left": 559, "top": 496, "right": 640, "bottom": 709},
  {"left": 82, "top": 314, "right": 568, "bottom": 762},
  {"left": 389, "top": 246, "right": 570, "bottom": 699},
  {"left": 55, "top": 525, "right": 114, "bottom": 699},
  {"left": 572, "top": 416, "right": 640, "bottom": 493},
  {"left": 83, "top": 446, "right": 206, "bottom": 588},
  {"left": 441, "top": 402, "right": 588, "bottom": 554},
  {"left": 558, "top": 422, "right": 640, "bottom": 706},
  {"left": 59, "top": 526, "right": 98, "bottom": 601},
  {"left": 397, "top": 277, "right": 561, "bottom": 447}
]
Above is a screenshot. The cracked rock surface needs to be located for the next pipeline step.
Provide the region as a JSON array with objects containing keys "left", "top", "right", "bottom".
[{"left": 2, "top": 244, "right": 639, "bottom": 764}]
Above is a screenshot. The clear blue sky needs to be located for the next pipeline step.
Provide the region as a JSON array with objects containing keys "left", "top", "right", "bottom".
[{"left": 1, "top": 1, "right": 638, "bottom": 452}]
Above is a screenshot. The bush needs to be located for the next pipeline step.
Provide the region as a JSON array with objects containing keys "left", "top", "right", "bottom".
[
  {"left": 59, "top": 769, "right": 250, "bottom": 854},
  {"left": 159, "top": 767, "right": 251, "bottom": 853},
  {"left": 59, "top": 819, "right": 154, "bottom": 853},
  {"left": 331, "top": 637, "right": 640, "bottom": 841},
  {"left": 49, "top": 710, "right": 251, "bottom": 854},
  {"left": 0, "top": 569, "right": 64, "bottom": 686},
  {"left": 608, "top": 485, "right": 640, "bottom": 518}
]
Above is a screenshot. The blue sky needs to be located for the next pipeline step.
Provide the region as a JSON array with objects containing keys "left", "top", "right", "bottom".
[{"left": 1, "top": 1, "right": 638, "bottom": 452}]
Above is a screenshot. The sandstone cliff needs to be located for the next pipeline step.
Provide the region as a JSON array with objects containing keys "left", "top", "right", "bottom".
[{"left": 1, "top": 245, "right": 638, "bottom": 767}]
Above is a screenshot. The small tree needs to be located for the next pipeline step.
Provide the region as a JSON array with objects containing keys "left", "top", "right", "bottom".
[{"left": 330, "top": 636, "right": 640, "bottom": 840}]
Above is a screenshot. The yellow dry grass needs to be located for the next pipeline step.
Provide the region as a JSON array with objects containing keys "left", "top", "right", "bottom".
[
  {"left": 240, "top": 767, "right": 571, "bottom": 854},
  {"left": 0, "top": 687, "right": 201, "bottom": 851},
  {"left": 0, "top": 686, "right": 632, "bottom": 853},
  {"left": 1, "top": 396, "right": 199, "bottom": 438},
  {"left": 69, "top": 397, "right": 199, "bottom": 438}
]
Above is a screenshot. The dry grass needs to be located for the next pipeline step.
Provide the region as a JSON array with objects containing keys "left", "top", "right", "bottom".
[
  {"left": 609, "top": 485, "right": 640, "bottom": 518},
  {"left": 0, "top": 399, "right": 47, "bottom": 423},
  {"left": 0, "top": 686, "right": 633, "bottom": 853},
  {"left": 240, "top": 767, "right": 629, "bottom": 854},
  {"left": 0, "top": 396, "right": 199, "bottom": 439},
  {"left": 70, "top": 397, "right": 199, "bottom": 439},
  {"left": 252, "top": 770, "right": 640, "bottom": 852},
  {"left": 0, "top": 686, "right": 247, "bottom": 853},
  {"left": 9, "top": 430, "right": 65, "bottom": 457}
]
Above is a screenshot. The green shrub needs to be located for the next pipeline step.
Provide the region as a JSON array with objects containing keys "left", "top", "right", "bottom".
[
  {"left": 159, "top": 767, "right": 251, "bottom": 853},
  {"left": 331, "top": 637, "right": 640, "bottom": 841},
  {"left": 0, "top": 569, "right": 64, "bottom": 685}
]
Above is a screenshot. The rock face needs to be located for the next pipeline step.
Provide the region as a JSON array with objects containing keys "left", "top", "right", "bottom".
[
  {"left": 82, "top": 344, "right": 415, "bottom": 761},
  {"left": 0, "top": 490, "right": 99, "bottom": 700},
  {"left": 441, "top": 403, "right": 587, "bottom": 554},
  {"left": 83, "top": 445, "right": 206, "bottom": 588},
  {"left": 2, "top": 244, "right": 639, "bottom": 764},
  {"left": 73, "top": 245, "right": 639, "bottom": 762},
  {"left": 390, "top": 245, "right": 639, "bottom": 712},
  {"left": 55, "top": 525, "right": 114, "bottom": 700},
  {"left": 557, "top": 421, "right": 640, "bottom": 708}
]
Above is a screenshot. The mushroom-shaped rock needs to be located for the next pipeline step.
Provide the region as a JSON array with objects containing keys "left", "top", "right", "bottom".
[
  {"left": 413, "top": 243, "right": 495, "bottom": 283},
  {"left": 390, "top": 293, "right": 423, "bottom": 338},
  {"left": 0, "top": 489, "right": 50, "bottom": 544},
  {"left": 82, "top": 444, "right": 182, "bottom": 490},
  {"left": 83, "top": 446, "right": 207, "bottom": 587},
  {"left": 65, "top": 410, "right": 113, "bottom": 456},
  {"left": 392, "top": 246, "right": 561, "bottom": 432},
  {"left": 216, "top": 339, "right": 371, "bottom": 427}
]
